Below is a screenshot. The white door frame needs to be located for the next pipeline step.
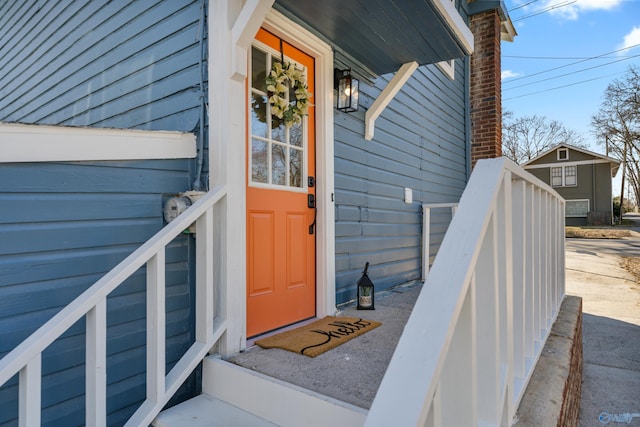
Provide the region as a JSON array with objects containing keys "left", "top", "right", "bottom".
[{"left": 209, "top": 3, "right": 335, "bottom": 354}]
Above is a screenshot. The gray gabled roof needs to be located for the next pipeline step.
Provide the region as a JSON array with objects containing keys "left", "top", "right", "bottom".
[{"left": 523, "top": 143, "right": 621, "bottom": 177}]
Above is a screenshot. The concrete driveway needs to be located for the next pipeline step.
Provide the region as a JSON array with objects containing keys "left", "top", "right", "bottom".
[{"left": 565, "top": 226, "right": 640, "bottom": 425}]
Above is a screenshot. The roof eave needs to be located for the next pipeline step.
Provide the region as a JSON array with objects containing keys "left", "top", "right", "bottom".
[
  {"left": 432, "top": 0, "right": 474, "bottom": 54},
  {"left": 469, "top": 0, "right": 517, "bottom": 42}
]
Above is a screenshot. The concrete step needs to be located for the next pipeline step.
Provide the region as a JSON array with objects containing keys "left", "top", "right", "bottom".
[
  {"left": 153, "top": 394, "right": 276, "bottom": 427},
  {"left": 154, "top": 356, "right": 367, "bottom": 427}
]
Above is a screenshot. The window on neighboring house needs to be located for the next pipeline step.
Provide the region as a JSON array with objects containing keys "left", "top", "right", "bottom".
[
  {"left": 557, "top": 148, "right": 568, "bottom": 160},
  {"left": 551, "top": 165, "right": 577, "bottom": 187},
  {"left": 565, "top": 199, "right": 589, "bottom": 217},
  {"left": 551, "top": 167, "right": 563, "bottom": 186},
  {"left": 564, "top": 165, "right": 577, "bottom": 186}
]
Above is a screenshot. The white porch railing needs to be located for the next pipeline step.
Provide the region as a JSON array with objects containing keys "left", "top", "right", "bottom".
[
  {"left": 367, "top": 158, "right": 565, "bottom": 426},
  {"left": 422, "top": 203, "right": 458, "bottom": 280},
  {"left": 0, "top": 184, "right": 228, "bottom": 427}
]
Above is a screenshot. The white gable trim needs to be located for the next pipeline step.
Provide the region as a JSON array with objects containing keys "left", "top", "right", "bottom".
[
  {"left": 524, "top": 159, "right": 615, "bottom": 170},
  {"left": 523, "top": 143, "right": 620, "bottom": 167},
  {"left": 0, "top": 123, "right": 196, "bottom": 163}
]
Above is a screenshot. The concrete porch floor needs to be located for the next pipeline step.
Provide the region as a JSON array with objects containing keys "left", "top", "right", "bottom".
[{"left": 228, "top": 282, "right": 422, "bottom": 409}]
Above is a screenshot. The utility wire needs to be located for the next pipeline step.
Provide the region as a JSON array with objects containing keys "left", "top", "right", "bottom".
[
  {"left": 503, "top": 71, "right": 628, "bottom": 101},
  {"left": 504, "top": 54, "right": 637, "bottom": 60},
  {"left": 512, "top": 0, "right": 576, "bottom": 22},
  {"left": 504, "top": 53, "right": 640, "bottom": 91},
  {"left": 509, "top": 0, "right": 542, "bottom": 11},
  {"left": 504, "top": 43, "right": 640, "bottom": 84}
]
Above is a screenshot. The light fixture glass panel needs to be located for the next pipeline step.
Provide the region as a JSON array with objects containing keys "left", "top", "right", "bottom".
[
  {"left": 350, "top": 78, "right": 359, "bottom": 111},
  {"left": 337, "top": 77, "right": 350, "bottom": 110},
  {"left": 335, "top": 70, "right": 359, "bottom": 112}
]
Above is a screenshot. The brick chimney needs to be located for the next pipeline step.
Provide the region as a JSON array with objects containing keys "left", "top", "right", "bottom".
[{"left": 469, "top": 2, "right": 516, "bottom": 168}]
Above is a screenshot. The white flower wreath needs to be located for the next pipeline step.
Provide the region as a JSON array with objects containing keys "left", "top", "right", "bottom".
[{"left": 266, "top": 61, "right": 312, "bottom": 127}]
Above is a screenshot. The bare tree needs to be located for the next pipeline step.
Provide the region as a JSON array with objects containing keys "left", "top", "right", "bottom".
[
  {"left": 592, "top": 65, "right": 640, "bottom": 213},
  {"left": 502, "top": 111, "right": 586, "bottom": 164}
]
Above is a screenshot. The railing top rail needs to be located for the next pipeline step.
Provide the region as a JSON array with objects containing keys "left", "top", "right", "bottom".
[
  {"left": 0, "top": 184, "right": 227, "bottom": 386},
  {"left": 366, "top": 157, "right": 564, "bottom": 426},
  {"left": 421, "top": 203, "right": 458, "bottom": 209}
]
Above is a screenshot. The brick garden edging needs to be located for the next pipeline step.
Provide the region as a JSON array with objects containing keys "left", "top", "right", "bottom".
[{"left": 514, "top": 296, "right": 583, "bottom": 426}]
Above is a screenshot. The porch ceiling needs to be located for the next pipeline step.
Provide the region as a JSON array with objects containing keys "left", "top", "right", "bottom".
[{"left": 273, "top": 0, "right": 471, "bottom": 76}]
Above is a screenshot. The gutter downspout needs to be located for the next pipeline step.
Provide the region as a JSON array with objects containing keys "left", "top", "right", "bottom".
[
  {"left": 465, "top": 55, "right": 472, "bottom": 180},
  {"left": 193, "top": 0, "right": 208, "bottom": 191},
  {"left": 592, "top": 162, "right": 596, "bottom": 223}
]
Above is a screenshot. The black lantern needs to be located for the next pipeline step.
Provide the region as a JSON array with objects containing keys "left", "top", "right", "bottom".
[
  {"left": 334, "top": 68, "right": 359, "bottom": 112},
  {"left": 356, "top": 262, "right": 375, "bottom": 310}
]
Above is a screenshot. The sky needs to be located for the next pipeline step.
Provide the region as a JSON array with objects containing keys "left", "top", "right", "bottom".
[{"left": 501, "top": 0, "right": 640, "bottom": 195}]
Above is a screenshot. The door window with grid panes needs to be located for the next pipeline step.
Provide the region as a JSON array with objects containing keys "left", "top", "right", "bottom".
[{"left": 249, "top": 45, "right": 307, "bottom": 190}]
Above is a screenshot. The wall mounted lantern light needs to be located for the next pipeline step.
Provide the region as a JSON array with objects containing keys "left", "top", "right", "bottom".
[{"left": 334, "top": 68, "right": 359, "bottom": 112}]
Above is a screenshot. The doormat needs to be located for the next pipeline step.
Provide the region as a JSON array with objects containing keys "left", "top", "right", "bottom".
[{"left": 255, "top": 316, "right": 382, "bottom": 358}]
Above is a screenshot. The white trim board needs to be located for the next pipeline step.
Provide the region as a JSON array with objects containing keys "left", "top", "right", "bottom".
[
  {"left": 433, "top": 0, "right": 474, "bottom": 55},
  {"left": 0, "top": 123, "right": 196, "bottom": 163},
  {"left": 524, "top": 159, "right": 614, "bottom": 170},
  {"left": 436, "top": 60, "right": 455, "bottom": 80},
  {"left": 209, "top": 3, "right": 337, "bottom": 354}
]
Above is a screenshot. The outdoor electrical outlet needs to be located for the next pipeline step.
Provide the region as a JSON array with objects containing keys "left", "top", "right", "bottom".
[{"left": 404, "top": 187, "right": 413, "bottom": 204}]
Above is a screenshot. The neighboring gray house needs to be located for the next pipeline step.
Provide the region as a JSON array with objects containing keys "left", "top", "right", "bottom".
[
  {"left": 523, "top": 144, "right": 620, "bottom": 225},
  {"left": 0, "top": 0, "right": 516, "bottom": 425}
]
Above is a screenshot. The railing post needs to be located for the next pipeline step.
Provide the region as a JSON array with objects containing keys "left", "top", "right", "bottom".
[
  {"left": 502, "top": 172, "right": 515, "bottom": 420},
  {"left": 543, "top": 192, "right": 550, "bottom": 329},
  {"left": 533, "top": 187, "right": 542, "bottom": 345},
  {"left": 439, "top": 284, "right": 477, "bottom": 426},
  {"left": 475, "top": 213, "right": 500, "bottom": 424},
  {"left": 19, "top": 355, "right": 41, "bottom": 427},
  {"left": 422, "top": 206, "right": 431, "bottom": 281},
  {"left": 524, "top": 183, "right": 535, "bottom": 360},
  {"left": 86, "top": 300, "right": 107, "bottom": 427},
  {"left": 511, "top": 179, "right": 526, "bottom": 395},
  {"left": 559, "top": 200, "right": 566, "bottom": 300},
  {"left": 147, "top": 250, "right": 166, "bottom": 402},
  {"left": 196, "top": 208, "right": 215, "bottom": 344}
]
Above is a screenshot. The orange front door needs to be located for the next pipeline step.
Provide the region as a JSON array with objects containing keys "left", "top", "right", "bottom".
[{"left": 246, "top": 29, "right": 316, "bottom": 337}]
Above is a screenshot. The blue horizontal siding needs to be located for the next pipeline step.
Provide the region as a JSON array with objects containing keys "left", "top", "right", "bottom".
[
  {"left": 0, "top": 162, "right": 190, "bottom": 194},
  {"left": 0, "top": 160, "right": 196, "bottom": 427},
  {"left": 334, "top": 60, "right": 468, "bottom": 304},
  {"left": 0, "top": 0, "right": 205, "bottom": 424},
  {"left": 0, "top": 0, "right": 202, "bottom": 132}
]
